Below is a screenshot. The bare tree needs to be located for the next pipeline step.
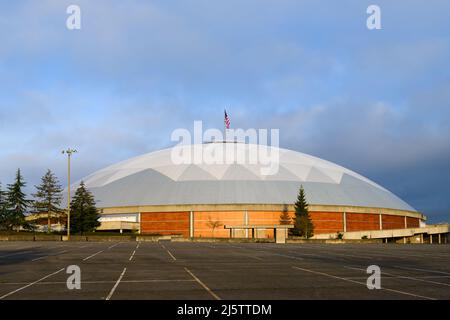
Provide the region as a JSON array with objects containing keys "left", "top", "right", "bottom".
[
  {"left": 279, "top": 204, "right": 291, "bottom": 225},
  {"left": 206, "top": 216, "right": 223, "bottom": 238}
]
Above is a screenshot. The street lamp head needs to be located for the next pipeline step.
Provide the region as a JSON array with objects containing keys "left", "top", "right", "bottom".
[{"left": 62, "top": 148, "right": 78, "bottom": 155}]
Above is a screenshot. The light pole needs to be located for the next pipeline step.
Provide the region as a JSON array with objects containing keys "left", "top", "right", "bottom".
[{"left": 62, "top": 148, "right": 77, "bottom": 240}]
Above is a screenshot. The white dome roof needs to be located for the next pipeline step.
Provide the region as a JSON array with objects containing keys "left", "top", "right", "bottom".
[{"left": 79, "top": 143, "right": 415, "bottom": 211}]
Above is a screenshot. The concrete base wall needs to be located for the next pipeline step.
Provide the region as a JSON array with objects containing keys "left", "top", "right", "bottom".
[{"left": 313, "top": 224, "right": 450, "bottom": 243}]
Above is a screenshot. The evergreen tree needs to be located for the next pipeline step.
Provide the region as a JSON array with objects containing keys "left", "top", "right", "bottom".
[
  {"left": 32, "top": 169, "right": 64, "bottom": 233},
  {"left": 0, "top": 182, "right": 7, "bottom": 230},
  {"left": 5, "top": 169, "right": 31, "bottom": 230},
  {"left": 70, "top": 182, "right": 100, "bottom": 234},
  {"left": 279, "top": 204, "right": 291, "bottom": 225},
  {"left": 293, "top": 185, "right": 314, "bottom": 238}
]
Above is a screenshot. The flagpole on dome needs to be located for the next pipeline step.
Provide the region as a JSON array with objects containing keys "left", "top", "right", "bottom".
[
  {"left": 224, "top": 109, "right": 226, "bottom": 142},
  {"left": 224, "top": 109, "right": 230, "bottom": 143}
]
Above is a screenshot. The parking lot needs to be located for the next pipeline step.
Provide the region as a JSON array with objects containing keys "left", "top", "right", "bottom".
[{"left": 0, "top": 241, "right": 449, "bottom": 300}]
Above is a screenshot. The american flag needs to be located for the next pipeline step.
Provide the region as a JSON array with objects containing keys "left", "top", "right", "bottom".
[{"left": 224, "top": 110, "right": 230, "bottom": 129}]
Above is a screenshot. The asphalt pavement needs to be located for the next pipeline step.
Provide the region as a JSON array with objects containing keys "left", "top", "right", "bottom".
[{"left": 0, "top": 241, "right": 449, "bottom": 300}]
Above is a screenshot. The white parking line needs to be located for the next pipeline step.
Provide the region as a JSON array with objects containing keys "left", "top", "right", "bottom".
[
  {"left": 108, "top": 242, "right": 121, "bottom": 250},
  {"left": 32, "top": 250, "right": 68, "bottom": 261},
  {"left": 232, "top": 246, "right": 305, "bottom": 260},
  {"left": 230, "top": 246, "right": 305, "bottom": 262},
  {"left": 184, "top": 267, "right": 221, "bottom": 300},
  {"left": 287, "top": 246, "right": 414, "bottom": 260},
  {"left": 0, "top": 279, "right": 196, "bottom": 285},
  {"left": 0, "top": 250, "right": 33, "bottom": 258},
  {"left": 292, "top": 266, "right": 436, "bottom": 300},
  {"left": 286, "top": 251, "right": 323, "bottom": 258},
  {"left": 105, "top": 267, "right": 127, "bottom": 300},
  {"left": 166, "top": 249, "right": 176, "bottom": 260},
  {"left": 129, "top": 242, "right": 139, "bottom": 261},
  {"left": 243, "top": 254, "right": 263, "bottom": 261},
  {"left": 31, "top": 257, "right": 47, "bottom": 262},
  {"left": 394, "top": 266, "right": 450, "bottom": 275},
  {"left": 0, "top": 268, "right": 65, "bottom": 300},
  {"left": 160, "top": 244, "right": 176, "bottom": 261},
  {"left": 288, "top": 247, "right": 375, "bottom": 260},
  {"left": 0, "top": 245, "right": 41, "bottom": 251},
  {"left": 121, "top": 279, "right": 194, "bottom": 283},
  {"left": 226, "top": 245, "right": 264, "bottom": 260},
  {"left": 83, "top": 250, "right": 104, "bottom": 261},
  {"left": 271, "top": 253, "right": 304, "bottom": 261},
  {"left": 47, "top": 245, "right": 68, "bottom": 249},
  {"left": 344, "top": 266, "right": 450, "bottom": 288}
]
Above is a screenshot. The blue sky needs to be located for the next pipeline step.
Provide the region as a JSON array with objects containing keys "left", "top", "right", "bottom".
[{"left": 0, "top": 0, "right": 449, "bottom": 223}]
